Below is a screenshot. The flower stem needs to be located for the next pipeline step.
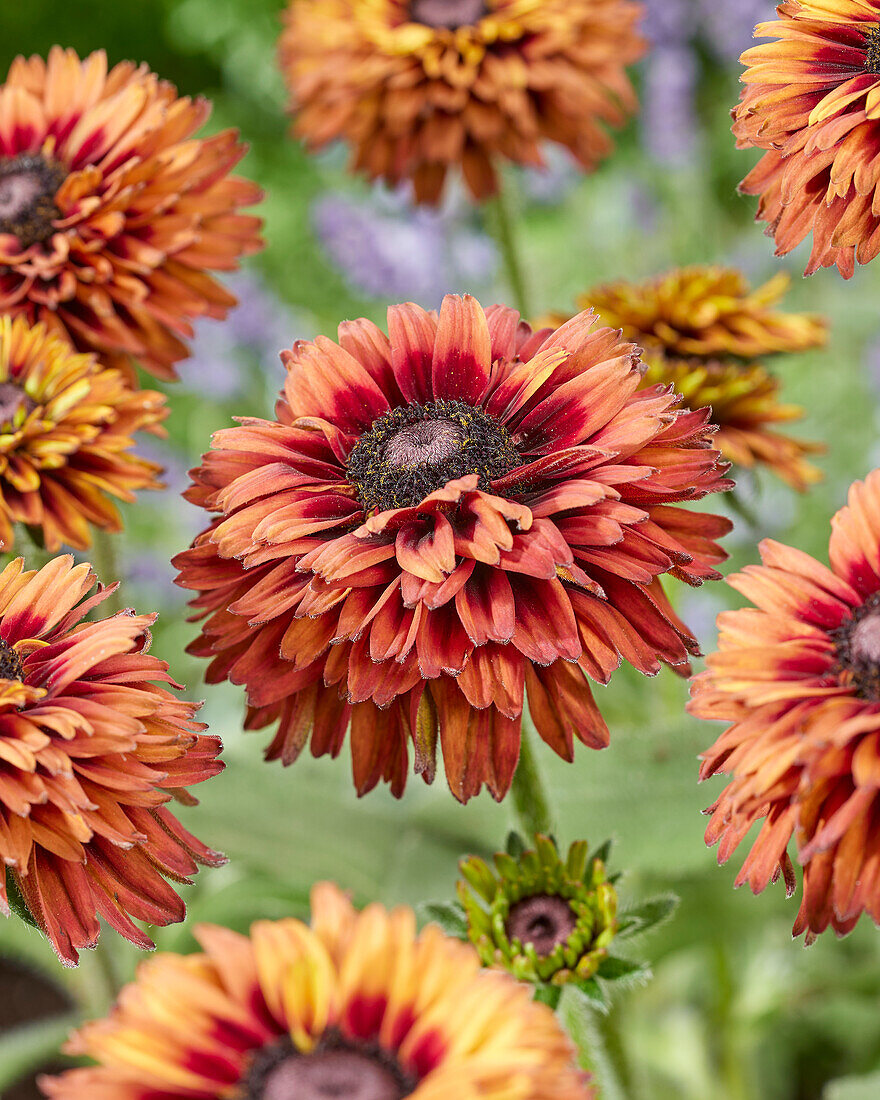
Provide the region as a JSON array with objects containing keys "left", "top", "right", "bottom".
[
  {"left": 559, "top": 987, "right": 634, "bottom": 1100},
  {"left": 485, "top": 183, "right": 530, "bottom": 318},
  {"left": 511, "top": 720, "right": 554, "bottom": 839},
  {"left": 91, "top": 530, "right": 123, "bottom": 613}
]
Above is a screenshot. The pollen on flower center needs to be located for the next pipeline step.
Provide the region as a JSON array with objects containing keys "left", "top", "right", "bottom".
[
  {"left": 409, "top": 0, "right": 488, "bottom": 30},
  {"left": 0, "top": 154, "right": 66, "bottom": 248},
  {"left": 832, "top": 593, "right": 880, "bottom": 700},
  {"left": 865, "top": 25, "right": 880, "bottom": 75},
  {"left": 0, "top": 636, "right": 24, "bottom": 682},
  {"left": 0, "top": 381, "right": 35, "bottom": 430},
  {"left": 243, "top": 1035, "right": 415, "bottom": 1100},
  {"left": 346, "top": 398, "right": 520, "bottom": 512},
  {"left": 506, "top": 895, "right": 578, "bottom": 957}
]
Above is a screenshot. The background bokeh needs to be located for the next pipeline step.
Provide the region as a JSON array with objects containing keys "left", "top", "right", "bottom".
[{"left": 2, "top": 2, "right": 880, "bottom": 1098}]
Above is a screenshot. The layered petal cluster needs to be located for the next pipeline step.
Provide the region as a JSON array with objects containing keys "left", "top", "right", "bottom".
[
  {"left": 175, "top": 294, "right": 731, "bottom": 803},
  {"left": 690, "top": 469, "right": 880, "bottom": 940},
  {"left": 734, "top": 0, "right": 880, "bottom": 277},
  {"left": 278, "top": 0, "right": 645, "bottom": 204},
  {"left": 0, "top": 555, "right": 224, "bottom": 966},
  {"left": 0, "top": 47, "right": 263, "bottom": 380},
  {"left": 545, "top": 267, "right": 827, "bottom": 490},
  {"left": 0, "top": 315, "right": 167, "bottom": 552},
  {"left": 576, "top": 267, "right": 826, "bottom": 361},
  {"left": 41, "top": 882, "right": 591, "bottom": 1099}
]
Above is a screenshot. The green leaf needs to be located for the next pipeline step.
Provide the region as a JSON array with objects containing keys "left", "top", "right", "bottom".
[
  {"left": 533, "top": 983, "right": 562, "bottom": 1010},
  {"left": 616, "top": 893, "right": 679, "bottom": 939},
  {"left": 0, "top": 1014, "right": 76, "bottom": 1091},
  {"left": 823, "top": 1071, "right": 880, "bottom": 1100},
  {"left": 418, "top": 902, "right": 468, "bottom": 940},
  {"left": 4, "top": 869, "right": 39, "bottom": 930}
]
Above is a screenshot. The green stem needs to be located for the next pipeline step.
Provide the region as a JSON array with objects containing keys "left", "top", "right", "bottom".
[
  {"left": 511, "top": 721, "right": 554, "bottom": 839},
  {"left": 87, "top": 941, "right": 124, "bottom": 1012},
  {"left": 13, "top": 525, "right": 51, "bottom": 569},
  {"left": 485, "top": 184, "right": 529, "bottom": 318},
  {"left": 711, "top": 941, "right": 752, "bottom": 1100},
  {"left": 91, "top": 530, "right": 123, "bottom": 613},
  {"left": 559, "top": 987, "right": 633, "bottom": 1100}
]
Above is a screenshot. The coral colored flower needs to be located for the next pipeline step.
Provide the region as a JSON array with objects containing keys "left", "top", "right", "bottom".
[
  {"left": 0, "top": 47, "right": 263, "bottom": 381},
  {"left": 0, "top": 555, "right": 224, "bottom": 966},
  {"left": 278, "top": 0, "right": 645, "bottom": 205},
  {"left": 40, "top": 882, "right": 592, "bottom": 1099},
  {"left": 690, "top": 469, "right": 880, "bottom": 940},
  {"left": 733, "top": 0, "right": 880, "bottom": 278},
  {"left": 544, "top": 267, "right": 827, "bottom": 490},
  {"left": 458, "top": 834, "right": 618, "bottom": 988},
  {"left": 0, "top": 315, "right": 167, "bottom": 552},
  {"left": 174, "top": 294, "right": 731, "bottom": 803}
]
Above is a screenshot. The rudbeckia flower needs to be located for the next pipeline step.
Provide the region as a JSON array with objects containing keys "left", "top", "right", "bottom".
[{"left": 175, "top": 294, "right": 731, "bottom": 803}]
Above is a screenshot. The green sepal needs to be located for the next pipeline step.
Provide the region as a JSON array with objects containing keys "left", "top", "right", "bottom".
[
  {"left": 616, "top": 893, "right": 678, "bottom": 939},
  {"left": 596, "top": 955, "right": 651, "bottom": 986},
  {"left": 505, "top": 830, "right": 526, "bottom": 859},
  {"left": 569, "top": 976, "right": 609, "bottom": 1014},
  {"left": 533, "top": 983, "right": 563, "bottom": 1010},
  {"left": 419, "top": 901, "right": 469, "bottom": 940},
  {"left": 4, "top": 869, "right": 39, "bottom": 930},
  {"left": 588, "top": 838, "right": 613, "bottom": 868}
]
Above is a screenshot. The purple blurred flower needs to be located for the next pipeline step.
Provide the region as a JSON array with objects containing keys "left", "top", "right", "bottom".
[
  {"left": 184, "top": 273, "right": 310, "bottom": 399},
  {"left": 641, "top": 45, "right": 700, "bottom": 166},
  {"left": 521, "top": 144, "right": 580, "bottom": 205},
  {"left": 699, "top": 0, "right": 766, "bottom": 63},
  {"left": 313, "top": 187, "right": 497, "bottom": 306},
  {"left": 641, "top": 0, "right": 692, "bottom": 46}
]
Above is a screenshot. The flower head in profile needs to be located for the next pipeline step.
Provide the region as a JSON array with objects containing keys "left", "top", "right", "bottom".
[
  {"left": 41, "top": 882, "right": 591, "bottom": 1099},
  {"left": 0, "top": 315, "right": 167, "bottom": 552},
  {"left": 0, "top": 47, "right": 263, "bottom": 380},
  {"left": 458, "top": 834, "right": 618, "bottom": 989},
  {"left": 279, "top": 0, "right": 645, "bottom": 204},
  {"left": 175, "top": 294, "right": 732, "bottom": 803},
  {"left": 734, "top": 1, "right": 880, "bottom": 277},
  {"left": 690, "top": 469, "right": 880, "bottom": 941},
  {"left": 546, "top": 266, "right": 827, "bottom": 490},
  {"left": 0, "top": 555, "right": 224, "bottom": 966}
]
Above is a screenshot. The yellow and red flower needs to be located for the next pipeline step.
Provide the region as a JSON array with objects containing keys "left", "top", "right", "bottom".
[
  {"left": 0, "top": 47, "right": 263, "bottom": 381},
  {"left": 575, "top": 267, "right": 827, "bottom": 362},
  {"left": 545, "top": 267, "right": 827, "bottom": 491},
  {"left": 42, "top": 882, "right": 590, "bottom": 1099},
  {"left": 734, "top": 0, "right": 880, "bottom": 277},
  {"left": 0, "top": 315, "right": 167, "bottom": 552},
  {"left": 0, "top": 555, "right": 224, "bottom": 966},
  {"left": 690, "top": 469, "right": 880, "bottom": 940},
  {"left": 175, "top": 294, "right": 731, "bottom": 803},
  {"left": 279, "top": 0, "right": 645, "bottom": 205}
]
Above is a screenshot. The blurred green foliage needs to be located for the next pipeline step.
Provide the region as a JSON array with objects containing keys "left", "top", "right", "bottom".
[{"left": 2, "top": 2, "right": 880, "bottom": 1099}]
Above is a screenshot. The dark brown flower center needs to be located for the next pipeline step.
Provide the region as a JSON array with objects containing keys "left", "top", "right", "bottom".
[
  {"left": 0, "top": 637, "right": 24, "bottom": 682},
  {"left": 346, "top": 398, "right": 520, "bottom": 511},
  {"left": 409, "top": 0, "right": 488, "bottom": 30},
  {"left": 242, "top": 1035, "right": 415, "bottom": 1100},
  {"left": 506, "top": 895, "right": 578, "bottom": 957},
  {"left": 0, "top": 154, "right": 66, "bottom": 248},
  {"left": 832, "top": 593, "right": 880, "bottom": 701},
  {"left": 866, "top": 26, "right": 880, "bottom": 75},
  {"left": 0, "top": 381, "right": 35, "bottom": 430}
]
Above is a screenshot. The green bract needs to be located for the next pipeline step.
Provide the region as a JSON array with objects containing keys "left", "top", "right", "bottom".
[{"left": 457, "top": 834, "right": 618, "bottom": 987}]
